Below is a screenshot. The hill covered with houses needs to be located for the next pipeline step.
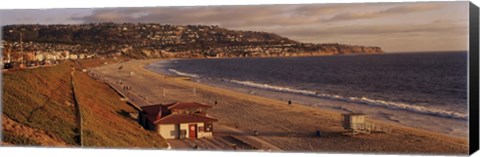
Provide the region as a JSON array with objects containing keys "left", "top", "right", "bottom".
[{"left": 2, "top": 23, "right": 384, "bottom": 59}]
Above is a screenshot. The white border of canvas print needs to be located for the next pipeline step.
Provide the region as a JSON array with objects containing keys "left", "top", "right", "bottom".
[{"left": 0, "top": 0, "right": 479, "bottom": 157}]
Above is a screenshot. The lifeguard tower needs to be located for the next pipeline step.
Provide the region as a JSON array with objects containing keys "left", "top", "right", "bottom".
[
  {"left": 342, "top": 113, "right": 368, "bottom": 134},
  {"left": 342, "top": 113, "right": 392, "bottom": 135}
]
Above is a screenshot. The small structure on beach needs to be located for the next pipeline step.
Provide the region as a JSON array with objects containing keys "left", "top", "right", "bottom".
[
  {"left": 342, "top": 113, "right": 392, "bottom": 135},
  {"left": 342, "top": 113, "right": 366, "bottom": 131},
  {"left": 138, "top": 102, "right": 218, "bottom": 139},
  {"left": 342, "top": 113, "right": 370, "bottom": 135}
]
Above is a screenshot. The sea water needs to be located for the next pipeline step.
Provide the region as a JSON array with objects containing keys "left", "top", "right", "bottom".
[{"left": 147, "top": 51, "right": 468, "bottom": 137}]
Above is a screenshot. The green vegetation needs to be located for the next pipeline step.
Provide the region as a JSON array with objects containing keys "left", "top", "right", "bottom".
[
  {"left": 2, "top": 131, "right": 40, "bottom": 146},
  {"left": 2, "top": 62, "right": 78, "bottom": 145},
  {"left": 73, "top": 61, "right": 168, "bottom": 148},
  {"left": 2, "top": 59, "right": 168, "bottom": 148}
]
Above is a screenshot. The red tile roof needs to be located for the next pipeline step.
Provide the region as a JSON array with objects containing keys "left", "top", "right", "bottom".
[
  {"left": 140, "top": 102, "right": 217, "bottom": 125},
  {"left": 166, "top": 102, "right": 212, "bottom": 110},
  {"left": 140, "top": 104, "right": 169, "bottom": 123},
  {"left": 155, "top": 114, "right": 218, "bottom": 124}
]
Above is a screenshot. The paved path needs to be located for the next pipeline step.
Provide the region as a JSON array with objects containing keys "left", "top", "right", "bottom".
[
  {"left": 90, "top": 73, "right": 154, "bottom": 110},
  {"left": 166, "top": 124, "right": 282, "bottom": 151},
  {"left": 107, "top": 80, "right": 152, "bottom": 107},
  {"left": 88, "top": 65, "right": 283, "bottom": 151},
  {"left": 214, "top": 124, "right": 282, "bottom": 151}
]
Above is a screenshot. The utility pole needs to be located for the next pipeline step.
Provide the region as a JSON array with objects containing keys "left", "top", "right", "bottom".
[
  {"left": 20, "top": 31, "right": 23, "bottom": 54},
  {"left": 20, "top": 28, "right": 24, "bottom": 63},
  {"left": 19, "top": 28, "right": 26, "bottom": 64},
  {"left": 6, "top": 43, "right": 11, "bottom": 63},
  {"left": 5, "top": 30, "right": 14, "bottom": 64}
]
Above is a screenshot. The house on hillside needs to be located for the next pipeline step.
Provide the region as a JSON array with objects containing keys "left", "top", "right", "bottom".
[{"left": 138, "top": 102, "right": 218, "bottom": 139}]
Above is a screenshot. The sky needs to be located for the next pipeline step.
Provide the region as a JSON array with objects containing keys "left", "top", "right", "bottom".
[{"left": 0, "top": 1, "right": 470, "bottom": 52}]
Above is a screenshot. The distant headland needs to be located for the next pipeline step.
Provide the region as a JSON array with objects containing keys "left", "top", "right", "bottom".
[{"left": 2, "top": 23, "right": 384, "bottom": 59}]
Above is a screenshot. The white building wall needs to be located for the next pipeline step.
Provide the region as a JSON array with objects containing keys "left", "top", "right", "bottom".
[
  {"left": 35, "top": 54, "right": 45, "bottom": 61},
  {"left": 197, "top": 131, "right": 212, "bottom": 138},
  {"left": 158, "top": 124, "right": 178, "bottom": 139},
  {"left": 156, "top": 122, "right": 214, "bottom": 139},
  {"left": 180, "top": 123, "right": 190, "bottom": 138},
  {"left": 196, "top": 123, "right": 212, "bottom": 138},
  {"left": 69, "top": 54, "right": 78, "bottom": 60},
  {"left": 181, "top": 122, "right": 213, "bottom": 138}
]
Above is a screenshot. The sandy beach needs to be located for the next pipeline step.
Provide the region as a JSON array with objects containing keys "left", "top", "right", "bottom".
[{"left": 91, "top": 59, "right": 468, "bottom": 154}]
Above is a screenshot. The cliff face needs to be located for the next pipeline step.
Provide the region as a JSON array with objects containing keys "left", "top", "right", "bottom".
[
  {"left": 337, "top": 45, "right": 384, "bottom": 54},
  {"left": 2, "top": 23, "right": 384, "bottom": 58}
]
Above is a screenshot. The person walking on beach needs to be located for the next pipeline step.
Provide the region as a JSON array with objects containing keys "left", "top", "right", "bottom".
[{"left": 288, "top": 100, "right": 292, "bottom": 105}]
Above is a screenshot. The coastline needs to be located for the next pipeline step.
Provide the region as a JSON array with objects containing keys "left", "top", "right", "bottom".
[
  {"left": 148, "top": 57, "right": 468, "bottom": 139},
  {"left": 91, "top": 59, "right": 468, "bottom": 154}
]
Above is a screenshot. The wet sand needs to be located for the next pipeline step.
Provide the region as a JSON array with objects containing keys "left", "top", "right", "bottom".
[{"left": 91, "top": 59, "right": 468, "bottom": 154}]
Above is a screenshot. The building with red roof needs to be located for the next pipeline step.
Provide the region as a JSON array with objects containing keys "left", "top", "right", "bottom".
[{"left": 138, "top": 102, "right": 218, "bottom": 139}]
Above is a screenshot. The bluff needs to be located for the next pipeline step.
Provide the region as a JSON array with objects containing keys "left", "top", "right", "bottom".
[
  {"left": 2, "top": 59, "right": 169, "bottom": 147},
  {"left": 2, "top": 23, "right": 384, "bottom": 58}
]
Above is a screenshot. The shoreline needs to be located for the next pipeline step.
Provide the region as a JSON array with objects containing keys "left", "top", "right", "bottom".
[
  {"left": 91, "top": 59, "right": 468, "bottom": 154},
  {"left": 147, "top": 58, "right": 468, "bottom": 139}
]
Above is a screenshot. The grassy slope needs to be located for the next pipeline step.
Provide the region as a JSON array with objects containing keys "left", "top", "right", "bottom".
[
  {"left": 74, "top": 60, "right": 168, "bottom": 148},
  {"left": 2, "top": 59, "right": 168, "bottom": 148},
  {"left": 2, "top": 62, "right": 77, "bottom": 145}
]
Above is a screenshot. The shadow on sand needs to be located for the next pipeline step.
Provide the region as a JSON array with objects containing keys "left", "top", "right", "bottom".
[{"left": 214, "top": 130, "right": 345, "bottom": 138}]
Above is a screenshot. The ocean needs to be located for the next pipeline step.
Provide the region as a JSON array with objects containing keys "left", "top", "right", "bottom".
[{"left": 146, "top": 51, "right": 468, "bottom": 136}]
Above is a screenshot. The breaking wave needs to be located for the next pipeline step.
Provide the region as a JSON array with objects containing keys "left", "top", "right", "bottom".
[
  {"left": 168, "top": 69, "right": 199, "bottom": 78},
  {"left": 228, "top": 79, "right": 467, "bottom": 120}
]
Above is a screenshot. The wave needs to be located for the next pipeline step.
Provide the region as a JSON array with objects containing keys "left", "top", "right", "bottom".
[
  {"left": 168, "top": 69, "right": 199, "bottom": 78},
  {"left": 228, "top": 79, "right": 467, "bottom": 120},
  {"left": 230, "top": 80, "right": 317, "bottom": 95}
]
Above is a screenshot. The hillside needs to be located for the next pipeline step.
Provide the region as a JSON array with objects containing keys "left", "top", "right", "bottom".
[
  {"left": 1, "top": 59, "right": 168, "bottom": 148},
  {"left": 2, "top": 23, "right": 384, "bottom": 58},
  {"left": 2, "top": 61, "right": 77, "bottom": 145}
]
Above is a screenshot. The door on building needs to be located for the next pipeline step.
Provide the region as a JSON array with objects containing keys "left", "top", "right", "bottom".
[{"left": 188, "top": 124, "right": 197, "bottom": 139}]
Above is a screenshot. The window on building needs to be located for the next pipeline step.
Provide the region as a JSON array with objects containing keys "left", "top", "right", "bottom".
[
  {"left": 180, "top": 130, "right": 187, "bottom": 139},
  {"left": 204, "top": 122, "right": 213, "bottom": 132}
]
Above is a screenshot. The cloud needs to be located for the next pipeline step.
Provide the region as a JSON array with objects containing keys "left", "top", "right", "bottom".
[
  {"left": 71, "top": 4, "right": 370, "bottom": 27},
  {"left": 381, "top": 3, "right": 443, "bottom": 14},
  {"left": 3, "top": 2, "right": 467, "bottom": 52},
  {"left": 71, "top": 2, "right": 452, "bottom": 30},
  {"left": 324, "top": 3, "right": 444, "bottom": 22},
  {"left": 275, "top": 20, "right": 467, "bottom": 39},
  {"left": 71, "top": 5, "right": 296, "bottom": 26},
  {"left": 1, "top": 9, "right": 90, "bottom": 25},
  {"left": 267, "top": 19, "right": 468, "bottom": 52}
]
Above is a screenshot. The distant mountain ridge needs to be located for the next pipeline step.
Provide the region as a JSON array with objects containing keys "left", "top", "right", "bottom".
[{"left": 2, "top": 23, "right": 384, "bottom": 58}]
